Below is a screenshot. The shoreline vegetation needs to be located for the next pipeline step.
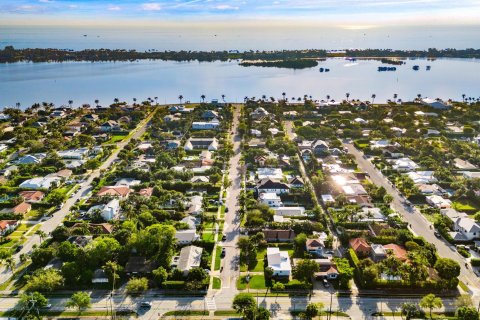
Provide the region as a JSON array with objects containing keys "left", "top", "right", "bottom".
[
  {"left": 239, "top": 59, "right": 319, "bottom": 69},
  {"left": 1, "top": 47, "right": 480, "bottom": 65}
]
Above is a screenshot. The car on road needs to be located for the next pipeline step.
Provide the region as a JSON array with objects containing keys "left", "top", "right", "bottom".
[
  {"left": 42, "top": 304, "right": 52, "bottom": 309},
  {"left": 220, "top": 247, "right": 226, "bottom": 258},
  {"left": 434, "top": 231, "right": 441, "bottom": 238},
  {"left": 140, "top": 301, "right": 152, "bottom": 308},
  {"left": 222, "top": 234, "right": 227, "bottom": 241},
  {"left": 15, "top": 245, "right": 23, "bottom": 253},
  {"left": 225, "top": 207, "right": 229, "bottom": 212},
  {"left": 322, "top": 279, "right": 330, "bottom": 287}
]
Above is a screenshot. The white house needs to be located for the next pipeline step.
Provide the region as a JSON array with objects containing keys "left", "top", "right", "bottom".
[
  {"left": 257, "top": 168, "right": 283, "bottom": 180},
  {"left": 184, "top": 138, "right": 219, "bottom": 151},
  {"left": 174, "top": 245, "right": 203, "bottom": 276},
  {"left": 0, "top": 113, "right": 11, "bottom": 121},
  {"left": 407, "top": 171, "right": 437, "bottom": 184},
  {"left": 16, "top": 154, "right": 44, "bottom": 165},
  {"left": 100, "top": 120, "right": 119, "bottom": 132},
  {"left": 19, "top": 177, "right": 60, "bottom": 189},
  {"left": 454, "top": 217, "right": 480, "bottom": 240},
  {"left": 266, "top": 247, "right": 291, "bottom": 277},
  {"left": 191, "top": 119, "right": 220, "bottom": 130},
  {"left": 259, "top": 192, "right": 283, "bottom": 207},
  {"left": 305, "top": 238, "right": 325, "bottom": 257},
  {"left": 426, "top": 195, "right": 452, "bottom": 209},
  {"left": 115, "top": 178, "right": 141, "bottom": 187},
  {"left": 392, "top": 158, "right": 419, "bottom": 171},
  {"left": 101, "top": 199, "right": 121, "bottom": 221},
  {"left": 187, "top": 195, "right": 203, "bottom": 215},
  {"left": 461, "top": 171, "right": 480, "bottom": 180},
  {"left": 356, "top": 207, "right": 386, "bottom": 222},
  {"left": 57, "top": 148, "right": 89, "bottom": 160},
  {"left": 175, "top": 229, "right": 200, "bottom": 245},
  {"left": 273, "top": 207, "right": 306, "bottom": 217}
]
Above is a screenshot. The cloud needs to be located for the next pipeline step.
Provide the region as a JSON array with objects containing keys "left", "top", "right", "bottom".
[
  {"left": 108, "top": 6, "right": 121, "bottom": 11},
  {"left": 38, "top": 0, "right": 54, "bottom": 3},
  {"left": 214, "top": 4, "right": 239, "bottom": 10},
  {"left": 141, "top": 3, "right": 162, "bottom": 11}
]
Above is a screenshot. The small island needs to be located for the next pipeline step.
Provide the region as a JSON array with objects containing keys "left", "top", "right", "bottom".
[{"left": 239, "top": 59, "right": 319, "bottom": 69}]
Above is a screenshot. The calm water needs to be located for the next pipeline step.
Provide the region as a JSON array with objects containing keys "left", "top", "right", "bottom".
[
  {"left": 1, "top": 58, "right": 479, "bottom": 108},
  {"left": 1, "top": 25, "right": 480, "bottom": 51}
]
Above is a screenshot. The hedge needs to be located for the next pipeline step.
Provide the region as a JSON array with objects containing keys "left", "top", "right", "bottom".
[
  {"left": 163, "top": 281, "right": 185, "bottom": 290},
  {"left": 471, "top": 258, "right": 480, "bottom": 267}
]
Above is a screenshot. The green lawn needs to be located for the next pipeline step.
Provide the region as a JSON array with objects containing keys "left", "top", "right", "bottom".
[
  {"left": 213, "top": 277, "right": 221, "bottom": 289},
  {"left": 214, "top": 246, "right": 222, "bottom": 271},
  {"left": 214, "top": 310, "right": 241, "bottom": 316},
  {"left": 24, "top": 209, "right": 44, "bottom": 221},
  {"left": 202, "top": 231, "right": 215, "bottom": 242},
  {"left": 237, "top": 275, "right": 267, "bottom": 290},
  {"left": 25, "top": 224, "right": 41, "bottom": 236},
  {"left": 453, "top": 200, "right": 479, "bottom": 213},
  {"left": 105, "top": 135, "right": 126, "bottom": 144}
]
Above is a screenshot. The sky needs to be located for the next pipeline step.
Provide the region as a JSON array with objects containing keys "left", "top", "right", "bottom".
[{"left": 1, "top": 0, "right": 480, "bottom": 26}]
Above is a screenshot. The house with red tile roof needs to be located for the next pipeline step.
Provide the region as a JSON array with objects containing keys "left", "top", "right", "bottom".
[
  {"left": 349, "top": 238, "right": 371, "bottom": 257},
  {"left": 0, "top": 220, "right": 19, "bottom": 236},
  {"left": 96, "top": 186, "right": 131, "bottom": 198},
  {"left": 19, "top": 190, "right": 45, "bottom": 203},
  {"left": 1, "top": 202, "right": 32, "bottom": 215},
  {"left": 138, "top": 188, "right": 153, "bottom": 198},
  {"left": 384, "top": 244, "right": 408, "bottom": 261}
]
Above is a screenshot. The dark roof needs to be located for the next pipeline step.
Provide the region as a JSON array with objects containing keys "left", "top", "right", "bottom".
[
  {"left": 125, "top": 257, "right": 156, "bottom": 274},
  {"left": 263, "top": 229, "right": 296, "bottom": 241},
  {"left": 257, "top": 178, "right": 290, "bottom": 190},
  {"left": 288, "top": 176, "right": 304, "bottom": 186}
]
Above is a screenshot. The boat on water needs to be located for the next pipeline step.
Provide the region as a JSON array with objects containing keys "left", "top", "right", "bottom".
[
  {"left": 345, "top": 57, "right": 357, "bottom": 62},
  {"left": 378, "top": 66, "right": 397, "bottom": 72},
  {"left": 319, "top": 68, "right": 324, "bottom": 72},
  {"left": 413, "top": 65, "right": 420, "bottom": 71},
  {"left": 325, "top": 68, "right": 330, "bottom": 72},
  {"left": 319, "top": 68, "right": 331, "bottom": 73},
  {"left": 426, "top": 66, "right": 431, "bottom": 70}
]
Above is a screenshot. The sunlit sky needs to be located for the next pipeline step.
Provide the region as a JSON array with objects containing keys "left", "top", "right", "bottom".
[{"left": 1, "top": 0, "right": 480, "bottom": 26}]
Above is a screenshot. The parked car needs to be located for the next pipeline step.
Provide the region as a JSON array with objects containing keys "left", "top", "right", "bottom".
[
  {"left": 15, "top": 245, "right": 23, "bottom": 253},
  {"left": 140, "top": 301, "right": 152, "bottom": 308},
  {"left": 434, "top": 231, "right": 441, "bottom": 238},
  {"left": 222, "top": 234, "right": 227, "bottom": 241},
  {"left": 220, "top": 247, "right": 226, "bottom": 258},
  {"left": 322, "top": 279, "right": 330, "bottom": 287}
]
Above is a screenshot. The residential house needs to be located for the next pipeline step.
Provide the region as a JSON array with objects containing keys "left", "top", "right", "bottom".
[
  {"left": 349, "top": 238, "right": 371, "bottom": 257},
  {"left": 115, "top": 178, "right": 141, "bottom": 187},
  {"left": 356, "top": 207, "right": 386, "bottom": 222},
  {"left": 191, "top": 176, "right": 209, "bottom": 183},
  {"left": 440, "top": 208, "right": 468, "bottom": 221},
  {"left": 175, "top": 229, "right": 200, "bottom": 245},
  {"left": 96, "top": 186, "right": 131, "bottom": 198},
  {"left": 259, "top": 192, "right": 283, "bottom": 207},
  {"left": 125, "top": 257, "right": 156, "bottom": 277},
  {"left": 19, "top": 190, "right": 45, "bottom": 203},
  {"left": 453, "top": 218, "right": 480, "bottom": 241},
  {"left": 251, "top": 107, "right": 269, "bottom": 120},
  {"left": 71, "top": 223, "right": 114, "bottom": 235},
  {"left": 371, "top": 244, "right": 388, "bottom": 262},
  {"left": 263, "top": 229, "right": 296, "bottom": 242},
  {"left": 0, "top": 220, "right": 19, "bottom": 236},
  {"left": 421, "top": 98, "right": 451, "bottom": 110},
  {"left": 0, "top": 165, "right": 17, "bottom": 177},
  {"left": 138, "top": 188, "right": 153, "bottom": 198},
  {"left": 273, "top": 207, "right": 306, "bottom": 217},
  {"left": 312, "top": 139, "right": 330, "bottom": 156},
  {"left": 19, "top": 177, "right": 60, "bottom": 189},
  {"left": 92, "top": 269, "right": 109, "bottom": 284},
  {"left": 407, "top": 171, "right": 437, "bottom": 184},
  {"left": 201, "top": 110, "right": 219, "bottom": 120},
  {"left": 248, "top": 138, "right": 266, "bottom": 148},
  {"left": 192, "top": 119, "right": 220, "bottom": 130},
  {"left": 288, "top": 176, "right": 305, "bottom": 188},
  {"left": 173, "top": 245, "right": 203, "bottom": 276},
  {"left": 384, "top": 244, "right": 408, "bottom": 261},
  {"left": 312, "top": 258, "right": 339, "bottom": 280},
  {"left": 454, "top": 158, "right": 477, "bottom": 170},
  {"left": 266, "top": 247, "right": 291, "bottom": 277},
  {"left": 101, "top": 199, "right": 121, "bottom": 221},
  {"left": 83, "top": 114, "right": 99, "bottom": 122},
  {"left": 68, "top": 235, "right": 93, "bottom": 248},
  {"left": 417, "top": 184, "right": 447, "bottom": 196},
  {"left": 181, "top": 216, "right": 201, "bottom": 229},
  {"left": 184, "top": 138, "right": 219, "bottom": 151},
  {"left": 16, "top": 154, "right": 44, "bottom": 165},
  {"left": 461, "top": 172, "right": 480, "bottom": 180},
  {"left": 100, "top": 120, "right": 120, "bottom": 132},
  {"left": 392, "top": 158, "right": 419, "bottom": 171},
  {"left": 256, "top": 178, "right": 290, "bottom": 195},
  {"left": 187, "top": 195, "right": 203, "bottom": 215},
  {"left": 382, "top": 146, "right": 404, "bottom": 158},
  {"left": 257, "top": 168, "right": 283, "bottom": 180},
  {"left": 426, "top": 195, "right": 452, "bottom": 209},
  {"left": 305, "top": 238, "right": 325, "bottom": 257},
  {"left": 50, "top": 110, "right": 66, "bottom": 118}
]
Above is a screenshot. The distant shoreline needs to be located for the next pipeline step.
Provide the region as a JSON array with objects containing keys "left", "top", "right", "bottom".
[{"left": 1, "top": 47, "right": 480, "bottom": 65}]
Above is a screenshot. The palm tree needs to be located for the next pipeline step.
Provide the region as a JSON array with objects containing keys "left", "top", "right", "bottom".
[
  {"left": 35, "top": 230, "right": 47, "bottom": 242},
  {"left": 113, "top": 98, "right": 119, "bottom": 104},
  {"left": 154, "top": 96, "right": 158, "bottom": 104},
  {"left": 345, "top": 93, "right": 350, "bottom": 102},
  {"left": 371, "top": 94, "right": 376, "bottom": 104},
  {"left": 68, "top": 100, "right": 73, "bottom": 108},
  {"left": 282, "top": 92, "right": 286, "bottom": 101},
  {"left": 262, "top": 95, "right": 267, "bottom": 101},
  {"left": 133, "top": 98, "right": 137, "bottom": 105},
  {"left": 221, "top": 94, "right": 225, "bottom": 102},
  {"left": 5, "top": 257, "right": 15, "bottom": 273},
  {"left": 417, "top": 93, "right": 422, "bottom": 100},
  {"left": 15, "top": 102, "right": 20, "bottom": 109},
  {"left": 94, "top": 99, "right": 99, "bottom": 107},
  {"left": 201, "top": 95, "right": 206, "bottom": 103},
  {"left": 178, "top": 95, "right": 184, "bottom": 104},
  {"left": 393, "top": 93, "right": 398, "bottom": 100},
  {"left": 462, "top": 93, "right": 466, "bottom": 102},
  {"left": 420, "top": 294, "right": 443, "bottom": 319},
  {"left": 326, "top": 95, "right": 330, "bottom": 101}
]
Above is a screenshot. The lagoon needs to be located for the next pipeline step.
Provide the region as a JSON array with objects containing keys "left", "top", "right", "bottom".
[{"left": 1, "top": 57, "right": 479, "bottom": 108}]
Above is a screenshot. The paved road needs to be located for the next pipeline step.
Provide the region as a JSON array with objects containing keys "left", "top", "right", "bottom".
[
  {"left": 343, "top": 142, "right": 480, "bottom": 294},
  {"left": 0, "top": 110, "right": 156, "bottom": 284},
  {"left": 0, "top": 291, "right": 463, "bottom": 319},
  {"left": 214, "top": 105, "right": 243, "bottom": 303}
]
